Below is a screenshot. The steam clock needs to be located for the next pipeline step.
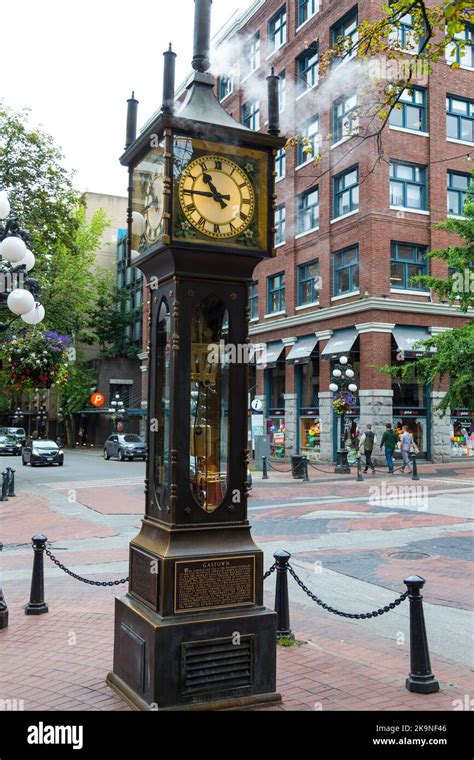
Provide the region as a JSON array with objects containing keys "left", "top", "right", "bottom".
[{"left": 107, "top": 0, "right": 285, "bottom": 710}]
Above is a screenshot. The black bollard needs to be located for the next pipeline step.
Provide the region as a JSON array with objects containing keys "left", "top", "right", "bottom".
[
  {"left": 404, "top": 575, "right": 439, "bottom": 693},
  {"left": 273, "top": 550, "right": 294, "bottom": 640},
  {"left": 25, "top": 534, "right": 49, "bottom": 616},
  {"left": 302, "top": 456, "right": 309, "bottom": 482},
  {"left": 411, "top": 453, "right": 420, "bottom": 481},
  {"left": 0, "top": 471, "right": 8, "bottom": 502},
  {"left": 0, "top": 542, "right": 7, "bottom": 629},
  {"left": 262, "top": 455, "right": 269, "bottom": 480},
  {"left": 6, "top": 468, "right": 15, "bottom": 497},
  {"left": 356, "top": 455, "right": 364, "bottom": 482},
  {"left": 0, "top": 587, "right": 8, "bottom": 629}
]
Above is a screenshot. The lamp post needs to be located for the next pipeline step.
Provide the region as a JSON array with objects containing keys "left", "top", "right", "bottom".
[
  {"left": 0, "top": 191, "right": 45, "bottom": 328},
  {"left": 330, "top": 355, "right": 358, "bottom": 474},
  {"left": 35, "top": 404, "right": 48, "bottom": 438},
  {"left": 108, "top": 393, "right": 126, "bottom": 433}
]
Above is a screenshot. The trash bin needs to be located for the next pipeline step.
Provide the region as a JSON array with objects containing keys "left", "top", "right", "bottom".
[{"left": 291, "top": 455, "right": 303, "bottom": 478}]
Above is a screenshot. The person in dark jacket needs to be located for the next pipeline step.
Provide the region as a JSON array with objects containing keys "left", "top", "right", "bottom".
[{"left": 380, "top": 423, "right": 398, "bottom": 474}]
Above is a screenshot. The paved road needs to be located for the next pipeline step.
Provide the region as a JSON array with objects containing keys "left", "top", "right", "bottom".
[{"left": 2, "top": 449, "right": 473, "bottom": 670}]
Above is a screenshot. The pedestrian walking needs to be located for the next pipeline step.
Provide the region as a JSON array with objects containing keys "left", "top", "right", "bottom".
[
  {"left": 359, "top": 424, "right": 376, "bottom": 473},
  {"left": 400, "top": 425, "right": 417, "bottom": 473},
  {"left": 380, "top": 423, "right": 398, "bottom": 474}
]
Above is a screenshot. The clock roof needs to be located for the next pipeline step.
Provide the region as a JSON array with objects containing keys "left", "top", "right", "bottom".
[{"left": 120, "top": 71, "right": 284, "bottom": 168}]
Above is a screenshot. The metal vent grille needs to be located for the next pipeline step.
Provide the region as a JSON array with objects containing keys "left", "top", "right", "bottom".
[{"left": 182, "top": 636, "right": 254, "bottom": 696}]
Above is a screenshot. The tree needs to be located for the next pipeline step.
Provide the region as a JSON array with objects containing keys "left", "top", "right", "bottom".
[
  {"left": 83, "top": 270, "right": 141, "bottom": 359},
  {"left": 59, "top": 364, "right": 97, "bottom": 448},
  {"left": 380, "top": 171, "right": 474, "bottom": 413},
  {"left": 0, "top": 101, "right": 79, "bottom": 261},
  {"left": 39, "top": 204, "right": 110, "bottom": 337},
  {"left": 286, "top": 1, "right": 473, "bottom": 172}
]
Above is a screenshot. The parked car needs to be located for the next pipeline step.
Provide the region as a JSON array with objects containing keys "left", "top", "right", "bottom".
[
  {"left": 22, "top": 440, "right": 64, "bottom": 467},
  {"left": 0, "top": 427, "right": 27, "bottom": 445},
  {"left": 104, "top": 434, "right": 147, "bottom": 461},
  {"left": 0, "top": 435, "right": 22, "bottom": 456}
]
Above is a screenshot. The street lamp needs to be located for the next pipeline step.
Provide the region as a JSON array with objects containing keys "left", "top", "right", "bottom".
[
  {"left": 12, "top": 406, "right": 24, "bottom": 424},
  {"left": 0, "top": 191, "right": 45, "bottom": 328},
  {"left": 108, "top": 393, "right": 126, "bottom": 432},
  {"left": 330, "top": 354, "right": 358, "bottom": 474}
]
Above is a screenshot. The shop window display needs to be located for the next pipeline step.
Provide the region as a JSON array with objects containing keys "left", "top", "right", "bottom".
[
  {"left": 451, "top": 416, "right": 474, "bottom": 457},
  {"left": 393, "top": 416, "right": 426, "bottom": 454},
  {"left": 267, "top": 416, "right": 286, "bottom": 459},
  {"left": 300, "top": 416, "right": 321, "bottom": 460}
]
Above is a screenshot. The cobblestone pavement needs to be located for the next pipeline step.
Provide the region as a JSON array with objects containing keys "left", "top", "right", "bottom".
[{"left": 0, "top": 453, "right": 472, "bottom": 711}]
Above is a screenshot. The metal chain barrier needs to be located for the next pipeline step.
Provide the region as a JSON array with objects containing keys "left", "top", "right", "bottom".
[
  {"left": 307, "top": 460, "right": 349, "bottom": 475},
  {"left": 287, "top": 563, "right": 408, "bottom": 619},
  {"left": 45, "top": 549, "right": 128, "bottom": 587},
  {"left": 265, "top": 459, "right": 293, "bottom": 474},
  {"left": 263, "top": 562, "right": 277, "bottom": 580}
]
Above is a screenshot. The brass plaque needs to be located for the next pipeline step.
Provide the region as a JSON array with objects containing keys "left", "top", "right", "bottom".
[{"left": 174, "top": 555, "right": 255, "bottom": 613}]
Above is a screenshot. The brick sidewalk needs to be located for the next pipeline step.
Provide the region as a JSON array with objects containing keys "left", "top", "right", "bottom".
[{"left": 0, "top": 575, "right": 470, "bottom": 712}]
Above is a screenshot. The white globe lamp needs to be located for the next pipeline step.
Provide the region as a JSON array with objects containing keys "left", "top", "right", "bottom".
[
  {"left": 21, "top": 303, "right": 45, "bottom": 325},
  {"left": 7, "top": 288, "right": 35, "bottom": 315},
  {"left": 0, "top": 236, "right": 27, "bottom": 263},
  {"left": 0, "top": 192, "right": 10, "bottom": 220},
  {"left": 329, "top": 383, "right": 339, "bottom": 392}
]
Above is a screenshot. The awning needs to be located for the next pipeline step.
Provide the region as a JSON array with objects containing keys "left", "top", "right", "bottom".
[
  {"left": 392, "top": 326, "right": 432, "bottom": 358},
  {"left": 321, "top": 328, "right": 358, "bottom": 360},
  {"left": 256, "top": 340, "right": 285, "bottom": 369},
  {"left": 286, "top": 335, "right": 319, "bottom": 365}
]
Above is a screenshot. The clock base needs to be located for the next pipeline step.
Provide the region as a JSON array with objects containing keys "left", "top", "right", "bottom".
[{"left": 106, "top": 594, "right": 281, "bottom": 711}]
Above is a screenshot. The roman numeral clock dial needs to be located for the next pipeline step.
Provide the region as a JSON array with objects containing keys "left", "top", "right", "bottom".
[{"left": 178, "top": 155, "right": 255, "bottom": 240}]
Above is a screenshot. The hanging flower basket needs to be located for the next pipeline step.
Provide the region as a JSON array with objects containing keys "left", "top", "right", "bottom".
[
  {"left": 333, "top": 392, "right": 355, "bottom": 416},
  {"left": 1, "top": 330, "right": 71, "bottom": 392}
]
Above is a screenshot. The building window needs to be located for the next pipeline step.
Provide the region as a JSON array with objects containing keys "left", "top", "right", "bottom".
[
  {"left": 219, "top": 76, "right": 233, "bottom": 101},
  {"left": 446, "top": 95, "right": 474, "bottom": 143},
  {"left": 275, "top": 204, "right": 286, "bottom": 245},
  {"left": 243, "top": 33, "right": 260, "bottom": 77},
  {"left": 298, "top": 0, "right": 319, "bottom": 27},
  {"left": 297, "top": 185, "right": 319, "bottom": 235},
  {"left": 268, "top": 6, "right": 287, "bottom": 54},
  {"left": 278, "top": 71, "right": 286, "bottom": 112},
  {"left": 249, "top": 281, "right": 258, "bottom": 320},
  {"left": 390, "top": 242, "right": 428, "bottom": 290},
  {"left": 297, "top": 115, "right": 319, "bottom": 166},
  {"left": 447, "top": 171, "right": 472, "bottom": 216},
  {"left": 333, "top": 245, "right": 359, "bottom": 296},
  {"left": 388, "top": 5, "right": 425, "bottom": 52},
  {"left": 389, "top": 87, "right": 427, "bottom": 132},
  {"left": 275, "top": 148, "right": 286, "bottom": 181},
  {"left": 298, "top": 260, "right": 320, "bottom": 305},
  {"left": 390, "top": 161, "right": 427, "bottom": 210},
  {"left": 242, "top": 99, "right": 260, "bottom": 131},
  {"left": 331, "top": 7, "right": 358, "bottom": 62},
  {"left": 446, "top": 22, "right": 474, "bottom": 68},
  {"left": 333, "top": 165, "right": 359, "bottom": 218},
  {"left": 333, "top": 92, "right": 359, "bottom": 142},
  {"left": 267, "top": 272, "right": 285, "bottom": 314},
  {"left": 296, "top": 43, "right": 319, "bottom": 95}
]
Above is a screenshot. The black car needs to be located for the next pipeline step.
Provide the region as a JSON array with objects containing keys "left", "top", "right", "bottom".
[
  {"left": 0, "top": 427, "right": 27, "bottom": 446},
  {"left": 104, "top": 434, "right": 147, "bottom": 461},
  {"left": 22, "top": 440, "right": 64, "bottom": 467},
  {"left": 0, "top": 435, "right": 22, "bottom": 456}
]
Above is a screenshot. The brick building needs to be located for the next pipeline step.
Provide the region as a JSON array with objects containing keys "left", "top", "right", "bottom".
[
  {"left": 135, "top": 0, "right": 473, "bottom": 462},
  {"left": 206, "top": 0, "right": 473, "bottom": 463}
]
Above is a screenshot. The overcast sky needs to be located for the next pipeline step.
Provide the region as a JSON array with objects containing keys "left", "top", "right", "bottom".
[{"left": 2, "top": 0, "right": 248, "bottom": 198}]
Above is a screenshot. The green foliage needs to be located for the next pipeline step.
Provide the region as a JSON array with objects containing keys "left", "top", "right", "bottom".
[
  {"left": 0, "top": 101, "right": 79, "bottom": 260},
  {"left": 59, "top": 364, "right": 97, "bottom": 417},
  {"left": 39, "top": 204, "right": 110, "bottom": 336},
  {"left": 411, "top": 170, "right": 474, "bottom": 311},
  {"left": 83, "top": 270, "right": 141, "bottom": 359},
  {"left": 379, "top": 170, "right": 474, "bottom": 414}
]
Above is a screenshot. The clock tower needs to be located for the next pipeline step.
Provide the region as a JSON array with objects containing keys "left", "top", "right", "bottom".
[{"left": 107, "top": 0, "right": 285, "bottom": 711}]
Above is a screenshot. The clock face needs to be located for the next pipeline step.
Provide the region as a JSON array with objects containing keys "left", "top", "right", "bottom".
[
  {"left": 144, "top": 170, "right": 164, "bottom": 244},
  {"left": 178, "top": 155, "right": 255, "bottom": 240}
]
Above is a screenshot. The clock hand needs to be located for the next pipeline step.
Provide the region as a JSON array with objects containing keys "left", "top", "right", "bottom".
[
  {"left": 202, "top": 173, "right": 228, "bottom": 209},
  {"left": 184, "top": 189, "right": 231, "bottom": 201}
]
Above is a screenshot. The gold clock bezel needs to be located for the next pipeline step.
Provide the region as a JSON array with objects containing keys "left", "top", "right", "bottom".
[{"left": 178, "top": 154, "right": 256, "bottom": 240}]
